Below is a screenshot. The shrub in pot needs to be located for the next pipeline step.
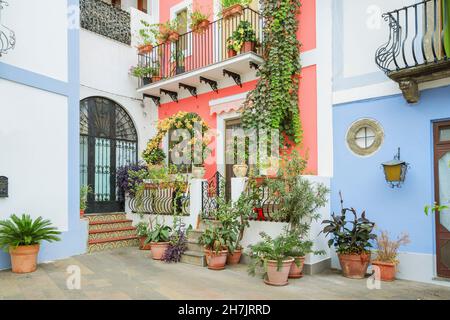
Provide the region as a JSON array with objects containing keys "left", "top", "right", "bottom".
[
  {"left": 80, "top": 185, "right": 92, "bottom": 218},
  {"left": 248, "top": 232, "right": 294, "bottom": 286},
  {"left": 130, "top": 65, "right": 161, "bottom": 85},
  {"left": 199, "top": 222, "right": 228, "bottom": 270},
  {"left": 136, "top": 221, "right": 151, "bottom": 250},
  {"left": 372, "top": 230, "right": 410, "bottom": 282},
  {"left": 226, "top": 37, "right": 239, "bottom": 57},
  {"left": 233, "top": 20, "right": 257, "bottom": 53},
  {"left": 145, "top": 223, "right": 172, "bottom": 260},
  {"left": 190, "top": 11, "right": 210, "bottom": 34},
  {"left": 0, "top": 214, "right": 61, "bottom": 273},
  {"left": 322, "top": 192, "right": 377, "bottom": 279}
]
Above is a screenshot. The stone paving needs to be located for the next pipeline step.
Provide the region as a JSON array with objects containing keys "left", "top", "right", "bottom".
[{"left": 1, "top": 248, "right": 450, "bottom": 300}]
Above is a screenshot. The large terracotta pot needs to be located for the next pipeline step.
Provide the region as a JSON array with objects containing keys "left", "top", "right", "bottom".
[
  {"left": 222, "top": 4, "right": 243, "bottom": 19},
  {"left": 192, "top": 166, "right": 206, "bottom": 179},
  {"left": 241, "top": 41, "right": 256, "bottom": 53},
  {"left": 150, "top": 242, "right": 170, "bottom": 260},
  {"left": 338, "top": 253, "right": 370, "bottom": 279},
  {"left": 265, "top": 259, "right": 294, "bottom": 286},
  {"left": 233, "top": 164, "right": 248, "bottom": 178},
  {"left": 139, "top": 236, "right": 151, "bottom": 250},
  {"left": 9, "top": 245, "right": 40, "bottom": 274},
  {"left": 372, "top": 260, "right": 397, "bottom": 282},
  {"left": 227, "top": 248, "right": 242, "bottom": 265},
  {"left": 289, "top": 256, "right": 305, "bottom": 279},
  {"left": 205, "top": 248, "right": 228, "bottom": 270}
]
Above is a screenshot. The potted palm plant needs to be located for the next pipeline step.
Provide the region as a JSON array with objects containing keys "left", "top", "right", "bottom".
[
  {"left": 248, "top": 232, "right": 294, "bottom": 286},
  {"left": 322, "top": 192, "right": 377, "bottom": 279},
  {"left": 199, "top": 222, "right": 228, "bottom": 270},
  {"left": 0, "top": 214, "right": 61, "bottom": 273},
  {"left": 372, "top": 231, "right": 410, "bottom": 282},
  {"left": 145, "top": 222, "right": 172, "bottom": 260}
]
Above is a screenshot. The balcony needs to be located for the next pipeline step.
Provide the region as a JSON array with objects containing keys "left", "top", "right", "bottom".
[
  {"left": 136, "top": 7, "right": 264, "bottom": 104},
  {"left": 375, "top": 0, "right": 450, "bottom": 103}
]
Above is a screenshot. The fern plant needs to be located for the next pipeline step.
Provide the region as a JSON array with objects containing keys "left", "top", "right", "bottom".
[{"left": 0, "top": 214, "right": 61, "bottom": 250}]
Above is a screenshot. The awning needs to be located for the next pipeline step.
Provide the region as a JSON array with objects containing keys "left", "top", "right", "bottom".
[{"left": 210, "top": 99, "right": 245, "bottom": 116}]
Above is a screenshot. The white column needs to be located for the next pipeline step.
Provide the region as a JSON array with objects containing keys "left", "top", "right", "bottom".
[
  {"left": 187, "top": 178, "right": 206, "bottom": 229},
  {"left": 231, "top": 177, "right": 248, "bottom": 204}
]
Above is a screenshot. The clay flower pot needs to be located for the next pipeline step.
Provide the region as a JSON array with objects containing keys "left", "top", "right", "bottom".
[
  {"left": 9, "top": 244, "right": 40, "bottom": 273},
  {"left": 228, "top": 49, "right": 237, "bottom": 58},
  {"left": 168, "top": 31, "right": 180, "bottom": 42},
  {"left": 289, "top": 256, "right": 305, "bottom": 279},
  {"left": 80, "top": 209, "right": 85, "bottom": 218},
  {"left": 192, "top": 166, "right": 206, "bottom": 179},
  {"left": 222, "top": 4, "right": 243, "bottom": 19},
  {"left": 139, "top": 236, "right": 151, "bottom": 250},
  {"left": 233, "top": 164, "right": 248, "bottom": 177},
  {"left": 372, "top": 260, "right": 397, "bottom": 282},
  {"left": 205, "top": 248, "right": 228, "bottom": 270},
  {"left": 265, "top": 259, "right": 294, "bottom": 286},
  {"left": 241, "top": 41, "right": 256, "bottom": 53},
  {"left": 338, "top": 253, "right": 370, "bottom": 279},
  {"left": 193, "top": 19, "right": 210, "bottom": 33},
  {"left": 227, "top": 248, "right": 242, "bottom": 265},
  {"left": 138, "top": 44, "right": 153, "bottom": 55},
  {"left": 150, "top": 242, "right": 170, "bottom": 260}
]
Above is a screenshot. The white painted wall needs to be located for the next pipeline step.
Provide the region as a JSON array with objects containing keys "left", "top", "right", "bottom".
[
  {"left": 0, "top": 80, "right": 69, "bottom": 230},
  {"left": 1, "top": 0, "right": 68, "bottom": 81}
]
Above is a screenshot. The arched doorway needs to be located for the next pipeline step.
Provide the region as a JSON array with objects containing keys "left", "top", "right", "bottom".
[{"left": 80, "top": 97, "right": 138, "bottom": 213}]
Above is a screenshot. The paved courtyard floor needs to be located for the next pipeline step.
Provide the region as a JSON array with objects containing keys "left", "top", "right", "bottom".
[{"left": 1, "top": 248, "right": 450, "bottom": 300}]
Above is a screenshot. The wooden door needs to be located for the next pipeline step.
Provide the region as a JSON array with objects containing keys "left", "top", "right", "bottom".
[{"left": 434, "top": 120, "right": 450, "bottom": 278}]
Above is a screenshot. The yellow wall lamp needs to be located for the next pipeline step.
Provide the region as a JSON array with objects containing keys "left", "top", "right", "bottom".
[{"left": 382, "top": 148, "right": 409, "bottom": 188}]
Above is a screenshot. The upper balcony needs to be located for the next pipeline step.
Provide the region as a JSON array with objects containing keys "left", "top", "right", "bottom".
[
  {"left": 375, "top": 0, "right": 450, "bottom": 103},
  {"left": 136, "top": 7, "right": 264, "bottom": 104}
]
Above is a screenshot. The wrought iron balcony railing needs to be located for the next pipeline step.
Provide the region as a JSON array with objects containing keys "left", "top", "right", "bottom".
[
  {"left": 137, "top": 7, "right": 263, "bottom": 87},
  {"left": 375, "top": 0, "right": 449, "bottom": 74}
]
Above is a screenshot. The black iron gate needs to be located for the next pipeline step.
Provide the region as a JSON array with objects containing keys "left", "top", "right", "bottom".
[
  {"left": 201, "top": 172, "right": 226, "bottom": 220},
  {"left": 80, "top": 97, "right": 138, "bottom": 213}
]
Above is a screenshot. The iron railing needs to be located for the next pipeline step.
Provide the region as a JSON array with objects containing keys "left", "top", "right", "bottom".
[
  {"left": 137, "top": 7, "right": 263, "bottom": 86},
  {"left": 128, "top": 187, "right": 190, "bottom": 216},
  {"left": 201, "top": 172, "right": 226, "bottom": 220},
  {"left": 376, "top": 0, "right": 450, "bottom": 73}
]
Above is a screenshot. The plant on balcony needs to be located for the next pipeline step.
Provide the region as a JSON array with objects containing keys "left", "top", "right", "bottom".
[
  {"left": 137, "top": 20, "right": 158, "bottom": 54},
  {"left": 130, "top": 64, "right": 161, "bottom": 85},
  {"left": 247, "top": 231, "right": 295, "bottom": 286},
  {"left": 221, "top": 0, "right": 251, "bottom": 19},
  {"left": 157, "top": 19, "right": 180, "bottom": 43},
  {"left": 190, "top": 10, "right": 210, "bottom": 34},
  {"left": 321, "top": 192, "right": 377, "bottom": 279},
  {"left": 199, "top": 222, "right": 229, "bottom": 270},
  {"left": 0, "top": 214, "right": 61, "bottom": 273},
  {"left": 234, "top": 20, "right": 257, "bottom": 53},
  {"left": 242, "top": 0, "right": 303, "bottom": 148},
  {"left": 372, "top": 230, "right": 410, "bottom": 282},
  {"left": 80, "top": 185, "right": 92, "bottom": 218},
  {"left": 145, "top": 222, "right": 172, "bottom": 260}
]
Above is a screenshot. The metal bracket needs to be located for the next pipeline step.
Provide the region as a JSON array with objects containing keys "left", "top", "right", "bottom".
[
  {"left": 249, "top": 61, "right": 259, "bottom": 70},
  {"left": 160, "top": 89, "right": 178, "bottom": 103},
  {"left": 179, "top": 83, "right": 197, "bottom": 98},
  {"left": 200, "top": 77, "right": 219, "bottom": 93},
  {"left": 223, "top": 69, "right": 242, "bottom": 87},
  {"left": 143, "top": 94, "right": 161, "bottom": 107}
]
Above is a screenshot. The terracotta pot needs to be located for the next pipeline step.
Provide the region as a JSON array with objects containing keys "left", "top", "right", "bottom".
[
  {"left": 289, "top": 256, "right": 305, "bottom": 279},
  {"left": 138, "top": 44, "right": 153, "bottom": 55},
  {"left": 80, "top": 209, "right": 85, "bottom": 218},
  {"left": 193, "top": 19, "right": 210, "bottom": 33},
  {"left": 338, "top": 253, "right": 370, "bottom": 279},
  {"left": 228, "top": 49, "right": 237, "bottom": 58},
  {"left": 9, "top": 245, "right": 40, "bottom": 274},
  {"left": 233, "top": 164, "right": 248, "bottom": 177},
  {"left": 265, "top": 259, "right": 294, "bottom": 286},
  {"left": 222, "top": 4, "right": 243, "bottom": 19},
  {"left": 192, "top": 166, "right": 206, "bottom": 179},
  {"left": 150, "top": 242, "right": 170, "bottom": 260},
  {"left": 372, "top": 260, "right": 397, "bottom": 282},
  {"left": 227, "top": 248, "right": 242, "bottom": 265},
  {"left": 204, "top": 248, "right": 228, "bottom": 270},
  {"left": 241, "top": 41, "right": 256, "bottom": 53},
  {"left": 168, "top": 31, "right": 180, "bottom": 42},
  {"left": 139, "top": 236, "right": 151, "bottom": 250}
]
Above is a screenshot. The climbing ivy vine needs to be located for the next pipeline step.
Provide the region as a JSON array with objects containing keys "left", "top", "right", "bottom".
[{"left": 242, "top": 0, "right": 302, "bottom": 146}]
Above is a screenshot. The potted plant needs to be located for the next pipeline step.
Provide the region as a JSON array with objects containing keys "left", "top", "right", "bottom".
[
  {"left": 130, "top": 64, "right": 161, "bottom": 85},
  {"left": 248, "top": 232, "right": 294, "bottom": 286},
  {"left": 228, "top": 194, "right": 252, "bottom": 264},
  {"left": 0, "top": 214, "right": 61, "bottom": 273},
  {"left": 322, "top": 192, "right": 377, "bottom": 279},
  {"left": 233, "top": 20, "right": 257, "bottom": 53},
  {"left": 162, "top": 217, "right": 188, "bottom": 263},
  {"left": 199, "top": 222, "right": 228, "bottom": 270},
  {"left": 137, "top": 20, "right": 157, "bottom": 54},
  {"left": 190, "top": 10, "right": 210, "bottom": 34},
  {"left": 158, "top": 19, "right": 180, "bottom": 43},
  {"left": 136, "top": 221, "right": 151, "bottom": 250},
  {"left": 145, "top": 222, "right": 172, "bottom": 260},
  {"left": 80, "top": 185, "right": 92, "bottom": 218},
  {"left": 372, "top": 231, "right": 410, "bottom": 282},
  {"left": 226, "top": 36, "right": 239, "bottom": 57},
  {"left": 221, "top": 0, "right": 250, "bottom": 19}
]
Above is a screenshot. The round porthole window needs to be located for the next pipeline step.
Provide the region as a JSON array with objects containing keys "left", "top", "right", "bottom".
[{"left": 346, "top": 119, "right": 384, "bottom": 156}]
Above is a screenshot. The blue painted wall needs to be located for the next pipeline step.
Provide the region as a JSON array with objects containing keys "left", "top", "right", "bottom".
[
  {"left": 0, "top": 0, "right": 87, "bottom": 269},
  {"left": 332, "top": 85, "right": 450, "bottom": 255}
]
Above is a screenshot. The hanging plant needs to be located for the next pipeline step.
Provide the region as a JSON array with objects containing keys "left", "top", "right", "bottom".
[{"left": 242, "top": 0, "right": 303, "bottom": 146}]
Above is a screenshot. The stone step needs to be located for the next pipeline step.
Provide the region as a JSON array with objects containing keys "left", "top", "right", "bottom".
[
  {"left": 88, "top": 219, "right": 134, "bottom": 232},
  {"left": 186, "top": 240, "right": 203, "bottom": 252},
  {"left": 187, "top": 229, "right": 204, "bottom": 242},
  {"left": 88, "top": 226, "right": 137, "bottom": 241},
  {"left": 180, "top": 250, "right": 207, "bottom": 267},
  {"left": 86, "top": 213, "right": 127, "bottom": 223},
  {"left": 88, "top": 235, "right": 139, "bottom": 253}
]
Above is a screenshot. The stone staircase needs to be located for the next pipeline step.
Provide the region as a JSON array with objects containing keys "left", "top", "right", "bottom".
[
  {"left": 87, "top": 213, "right": 139, "bottom": 253},
  {"left": 180, "top": 229, "right": 207, "bottom": 267}
]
